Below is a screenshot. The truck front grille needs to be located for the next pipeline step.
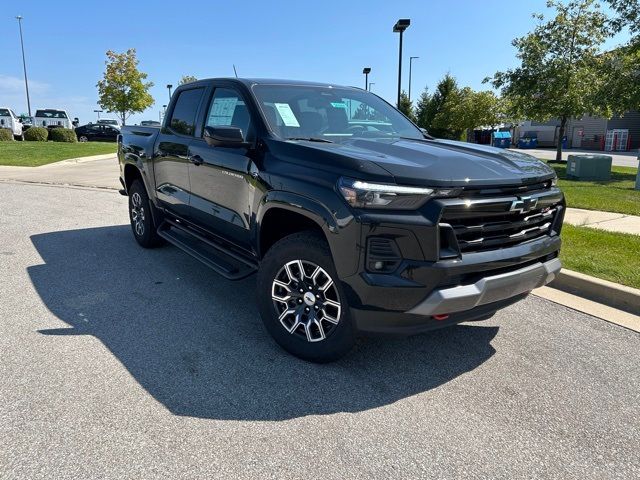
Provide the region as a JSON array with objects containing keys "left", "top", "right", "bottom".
[{"left": 439, "top": 192, "right": 562, "bottom": 256}]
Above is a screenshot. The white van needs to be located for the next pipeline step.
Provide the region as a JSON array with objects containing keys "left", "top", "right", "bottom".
[
  {"left": 0, "top": 108, "right": 24, "bottom": 140},
  {"left": 34, "top": 109, "right": 73, "bottom": 129}
]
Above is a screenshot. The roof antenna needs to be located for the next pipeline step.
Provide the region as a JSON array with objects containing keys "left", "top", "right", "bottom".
[{"left": 233, "top": 64, "right": 238, "bottom": 78}]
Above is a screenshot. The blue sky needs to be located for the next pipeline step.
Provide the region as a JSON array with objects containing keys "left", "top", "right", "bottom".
[{"left": 0, "top": 0, "right": 631, "bottom": 125}]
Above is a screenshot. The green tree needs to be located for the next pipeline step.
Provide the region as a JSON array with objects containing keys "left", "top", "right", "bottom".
[
  {"left": 452, "top": 89, "right": 510, "bottom": 131},
  {"left": 179, "top": 75, "right": 198, "bottom": 85},
  {"left": 398, "top": 91, "right": 416, "bottom": 122},
  {"left": 487, "top": 0, "right": 610, "bottom": 161},
  {"left": 599, "top": 0, "right": 640, "bottom": 113},
  {"left": 418, "top": 74, "right": 462, "bottom": 138},
  {"left": 415, "top": 78, "right": 513, "bottom": 139},
  {"left": 599, "top": 44, "right": 640, "bottom": 113},
  {"left": 97, "top": 49, "right": 154, "bottom": 126},
  {"left": 414, "top": 87, "right": 433, "bottom": 131},
  {"left": 605, "top": 0, "right": 639, "bottom": 37}
]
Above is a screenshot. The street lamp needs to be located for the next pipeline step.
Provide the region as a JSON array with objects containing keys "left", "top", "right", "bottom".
[
  {"left": 94, "top": 109, "right": 103, "bottom": 120},
  {"left": 15, "top": 16, "right": 31, "bottom": 117},
  {"left": 408, "top": 56, "right": 419, "bottom": 102},
  {"left": 393, "top": 18, "right": 410, "bottom": 108},
  {"left": 362, "top": 67, "right": 371, "bottom": 91},
  {"left": 368, "top": 82, "right": 375, "bottom": 92},
  {"left": 166, "top": 84, "right": 173, "bottom": 102}
]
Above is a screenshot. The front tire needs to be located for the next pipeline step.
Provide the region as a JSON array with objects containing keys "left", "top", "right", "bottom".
[
  {"left": 257, "top": 231, "right": 355, "bottom": 362},
  {"left": 128, "top": 180, "right": 163, "bottom": 248},
  {"left": 79, "top": 135, "right": 89, "bottom": 142}
]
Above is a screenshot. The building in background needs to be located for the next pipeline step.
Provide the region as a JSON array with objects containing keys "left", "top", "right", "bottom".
[{"left": 518, "top": 111, "right": 640, "bottom": 151}]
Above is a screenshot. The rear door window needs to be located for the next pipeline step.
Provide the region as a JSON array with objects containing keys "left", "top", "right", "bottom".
[{"left": 169, "top": 87, "right": 205, "bottom": 136}]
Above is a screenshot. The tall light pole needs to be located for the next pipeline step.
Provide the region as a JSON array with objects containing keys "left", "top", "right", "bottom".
[
  {"left": 362, "top": 67, "right": 371, "bottom": 91},
  {"left": 393, "top": 19, "right": 410, "bottom": 108},
  {"left": 15, "top": 16, "right": 31, "bottom": 117},
  {"left": 368, "top": 82, "right": 375, "bottom": 92},
  {"left": 166, "top": 84, "right": 173, "bottom": 102},
  {"left": 94, "top": 109, "right": 103, "bottom": 120},
  {"left": 408, "top": 56, "right": 419, "bottom": 102}
]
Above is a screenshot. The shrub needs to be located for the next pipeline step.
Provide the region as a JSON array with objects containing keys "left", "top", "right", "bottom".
[
  {"left": 24, "top": 127, "right": 49, "bottom": 142},
  {"left": 0, "top": 128, "right": 13, "bottom": 141},
  {"left": 49, "top": 128, "right": 77, "bottom": 143}
]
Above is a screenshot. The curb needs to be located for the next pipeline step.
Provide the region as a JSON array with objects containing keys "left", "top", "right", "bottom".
[
  {"left": 53, "top": 153, "right": 117, "bottom": 165},
  {"left": 550, "top": 269, "right": 640, "bottom": 315}
]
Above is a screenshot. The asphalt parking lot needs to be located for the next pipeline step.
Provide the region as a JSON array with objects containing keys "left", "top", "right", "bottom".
[{"left": 1, "top": 182, "right": 639, "bottom": 479}]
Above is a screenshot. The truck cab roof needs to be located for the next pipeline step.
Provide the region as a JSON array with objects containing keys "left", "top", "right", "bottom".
[{"left": 179, "top": 77, "right": 359, "bottom": 90}]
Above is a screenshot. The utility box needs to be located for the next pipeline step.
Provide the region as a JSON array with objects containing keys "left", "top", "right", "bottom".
[{"left": 566, "top": 154, "right": 612, "bottom": 180}]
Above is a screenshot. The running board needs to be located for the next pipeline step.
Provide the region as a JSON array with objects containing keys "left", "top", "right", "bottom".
[{"left": 157, "top": 219, "right": 257, "bottom": 280}]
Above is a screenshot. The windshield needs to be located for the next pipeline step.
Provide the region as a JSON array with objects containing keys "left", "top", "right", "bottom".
[
  {"left": 252, "top": 84, "right": 424, "bottom": 142},
  {"left": 35, "top": 110, "right": 68, "bottom": 119},
  {"left": 0, "top": 109, "right": 10, "bottom": 117}
]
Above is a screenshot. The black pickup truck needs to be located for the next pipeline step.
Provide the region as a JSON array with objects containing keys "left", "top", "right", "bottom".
[{"left": 118, "top": 78, "right": 564, "bottom": 362}]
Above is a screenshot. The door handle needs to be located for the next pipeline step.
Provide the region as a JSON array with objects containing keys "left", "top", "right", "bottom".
[{"left": 189, "top": 154, "right": 204, "bottom": 166}]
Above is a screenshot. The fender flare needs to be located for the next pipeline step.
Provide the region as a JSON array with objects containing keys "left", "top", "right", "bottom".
[
  {"left": 122, "top": 158, "right": 162, "bottom": 225},
  {"left": 255, "top": 191, "right": 339, "bottom": 256}
]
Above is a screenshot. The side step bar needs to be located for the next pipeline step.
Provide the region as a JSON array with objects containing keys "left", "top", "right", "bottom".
[{"left": 157, "top": 219, "right": 257, "bottom": 280}]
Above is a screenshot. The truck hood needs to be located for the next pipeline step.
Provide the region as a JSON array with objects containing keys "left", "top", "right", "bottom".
[{"left": 296, "top": 137, "right": 555, "bottom": 187}]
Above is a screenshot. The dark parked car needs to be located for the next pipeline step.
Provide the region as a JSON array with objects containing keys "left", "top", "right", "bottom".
[
  {"left": 75, "top": 123, "right": 120, "bottom": 142},
  {"left": 118, "top": 78, "right": 564, "bottom": 362}
]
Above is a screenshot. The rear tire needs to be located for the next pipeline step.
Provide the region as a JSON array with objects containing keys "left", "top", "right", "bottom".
[
  {"left": 128, "top": 180, "right": 164, "bottom": 248},
  {"left": 257, "top": 231, "right": 355, "bottom": 362},
  {"left": 79, "top": 135, "right": 89, "bottom": 142}
]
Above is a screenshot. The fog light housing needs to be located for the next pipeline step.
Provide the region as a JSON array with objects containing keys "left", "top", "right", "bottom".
[{"left": 366, "top": 237, "right": 401, "bottom": 273}]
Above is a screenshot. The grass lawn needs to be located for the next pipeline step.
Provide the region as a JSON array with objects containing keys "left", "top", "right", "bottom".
[
  {"left": 551, "top": 164, "right": 640, "bottom": 216},
  {"left": 0, "top": 142, "right": 117, "bottom": 167},
  {"left": 560, "top": 224, "right": 640, "bottom": 289}
]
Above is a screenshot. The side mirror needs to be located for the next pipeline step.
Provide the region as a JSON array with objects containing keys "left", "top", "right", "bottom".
[{"left": 203, "top": 125, "right": 249, "bottom": 148}]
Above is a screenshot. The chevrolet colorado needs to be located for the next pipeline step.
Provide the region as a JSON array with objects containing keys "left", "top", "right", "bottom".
[{"left": 118, "top": 78, "right": 564, "bottom": 362}]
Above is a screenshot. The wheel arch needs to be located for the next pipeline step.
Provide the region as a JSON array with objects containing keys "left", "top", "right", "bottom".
[
  {"left": 123, "top": 163, "right": 143, "bottom": 192},
  {"left": 123, "top": 162, "right": 163, "bottom": 226},
  {"left": 256, "top": 192, "right": 339, "bottom": 259}
]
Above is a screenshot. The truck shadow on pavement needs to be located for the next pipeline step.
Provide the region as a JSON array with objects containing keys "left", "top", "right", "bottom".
[{"left": 29, "top": 225, "right": 499, "bottom": 421}]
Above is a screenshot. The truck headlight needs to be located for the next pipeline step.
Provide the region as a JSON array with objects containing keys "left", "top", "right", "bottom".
[{"left": 338, "top": 178, "right": 444, "bottom": 210}]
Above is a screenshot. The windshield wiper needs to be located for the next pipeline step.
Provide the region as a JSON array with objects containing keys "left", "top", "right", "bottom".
[{"left": 286, "top": 137, "right": 334, "bottom": 143}]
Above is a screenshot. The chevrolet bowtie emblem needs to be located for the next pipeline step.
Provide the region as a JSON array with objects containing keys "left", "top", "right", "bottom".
[{"left": 510, "top": 196, "right": 538, "bottom": 213}]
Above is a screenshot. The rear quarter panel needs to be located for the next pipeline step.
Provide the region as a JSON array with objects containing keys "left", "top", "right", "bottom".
[{"left": 119, "top": 126, "right": 161, "bottom": 205}]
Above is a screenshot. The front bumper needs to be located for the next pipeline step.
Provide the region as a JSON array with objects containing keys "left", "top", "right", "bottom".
[
  {"left": 348, "top": 256, "right": 560, "bottom": 335},
  {"left": 407, "top": 257, "right": 560, "bottom": 316},
  {"left": 350, "top": 292, "right": 529, "bottom": 335}
]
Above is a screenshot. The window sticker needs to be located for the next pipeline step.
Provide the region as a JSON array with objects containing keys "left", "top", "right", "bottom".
[
  {"left": 274, "top": 103, "right": 300, "bottom": 127},
  {"left": 330, "top": 102, "right": 347, "bottom": 109},
  {"left": 208, "top": 97, "right": 238, "bottom": 126}
]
